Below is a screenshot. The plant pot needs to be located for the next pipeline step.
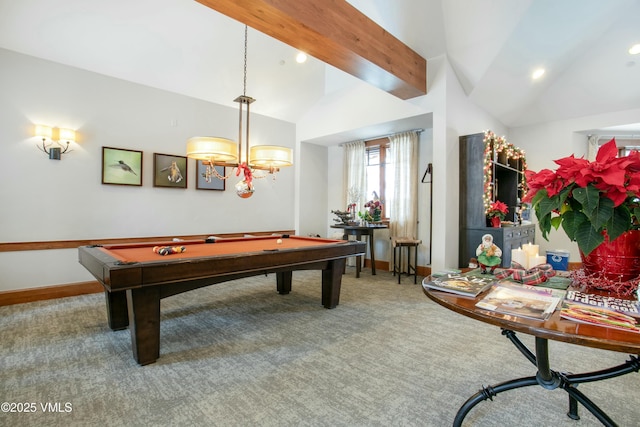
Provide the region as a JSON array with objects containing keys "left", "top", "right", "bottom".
[
  {"left": 579, "top": 230, "right": 640, "bottom": 281},
  {"left": 489, "top": 216, "right": 501, "bottom": 228}
]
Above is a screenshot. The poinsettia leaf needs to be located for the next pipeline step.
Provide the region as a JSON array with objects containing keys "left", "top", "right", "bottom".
[
  {"left": 536, "top": 192, "right": 560, "bottom": 219},
  {"left": 572, "top": 185, "right": 600, "bottom": 218},
  {"left": 606, "top": 206, "right": 632, "bottom": 242},
  {"left": 560, "top": 210, "right": 587, "bottom": 241},
  {"left": 530, "top": 188, "right": 548, "bottom": 206},
  {"left": 633, "top": 205, "right": 640, "bottom": 227},
  {"left": 574, "top": 221, "right": 605, "bottom": 256},
  {"left": 536, "top": 207, "right": 552, "bottom": 240},
  {"left": 557, "top": 186, "right": 572, "bottom": 205},
  {"left": 589, "top": 196, "right": 614, "bottom": 230}
]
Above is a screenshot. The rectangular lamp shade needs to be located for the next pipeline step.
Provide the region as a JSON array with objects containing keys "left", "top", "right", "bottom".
[
  {"left": 35, "top": 124, "right": 53, "bottom": 139},
  {"left": 58, "top": 128, "right": 76, "bottom": 143}
]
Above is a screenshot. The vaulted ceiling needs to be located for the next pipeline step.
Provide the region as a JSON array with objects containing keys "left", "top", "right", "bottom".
[{"left": 1, "top": 0, "right": 639, "bottom": 139}]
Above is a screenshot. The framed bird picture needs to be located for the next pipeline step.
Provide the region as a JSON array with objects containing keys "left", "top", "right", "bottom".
[
  {"left": 196, "top": 161, "right": 225, "bottom": 191},
  {"left": 102, "top": 147, "right": 143, "bottom": 186},
  {"left": 153, "top": 153, "right": 187, "bottom": 189}
]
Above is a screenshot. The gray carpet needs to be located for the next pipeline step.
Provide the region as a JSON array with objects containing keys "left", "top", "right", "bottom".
[{"left": 1, "top": 269, "right": 638, "bottom": 426}]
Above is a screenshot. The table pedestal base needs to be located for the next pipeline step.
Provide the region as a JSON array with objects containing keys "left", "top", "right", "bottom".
[{"left": 454, "top": 329, "right": 640, "bottom": 427}]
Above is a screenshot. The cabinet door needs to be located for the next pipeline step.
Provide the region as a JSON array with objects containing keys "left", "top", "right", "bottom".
[
  {"left": 501, "top": 227, "right": 527, "bottom": 267},
  {"left": 520, "top": 225, "right": 535, "bottom": 244},
  {"left": 500, "top": 236, "right": 518, "bottom": 268}
]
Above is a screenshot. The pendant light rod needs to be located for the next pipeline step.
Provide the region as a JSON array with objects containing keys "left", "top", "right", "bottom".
[
  {"left": 236, "top": 25, "right": 255, "bottom": 165},
  {"left": 185, "top": 24, "right": 292, "bottom": 198}
]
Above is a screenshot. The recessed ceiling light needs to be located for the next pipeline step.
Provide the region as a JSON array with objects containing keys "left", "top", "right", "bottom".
[
  {"left": 629, "top": 44, "right": 640, "bottom": 55},
  {"left": 296, "top": 52, "right": 308, "bottom": 63},
  {"left": 532, "top": 68, "right": 545, "bottom": 80}
]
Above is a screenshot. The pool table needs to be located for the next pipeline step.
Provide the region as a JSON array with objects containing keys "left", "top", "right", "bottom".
[{"left": 78, "top": 235, "right": 366, "bottom": 365}]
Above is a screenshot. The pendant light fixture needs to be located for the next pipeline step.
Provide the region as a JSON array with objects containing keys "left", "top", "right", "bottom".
[{"left": 186, "top": 25, "right": 293, "bottom": 198}]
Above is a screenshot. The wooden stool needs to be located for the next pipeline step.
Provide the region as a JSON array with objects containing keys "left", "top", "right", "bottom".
[{"left": 391, "top": 237, "right": 421, "bottom": 284}]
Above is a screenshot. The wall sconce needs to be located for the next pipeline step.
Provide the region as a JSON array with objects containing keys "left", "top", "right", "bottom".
[{"left": 35, "top": 124, "right": 77, "bottom": 160}]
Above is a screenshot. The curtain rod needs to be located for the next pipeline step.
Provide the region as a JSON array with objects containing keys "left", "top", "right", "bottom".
[
  {"left": 339, "top": 128, "right": 424, "bottom": 146},
  {"left": 593, "top": 134, "right": 640, "bottom": 140}
]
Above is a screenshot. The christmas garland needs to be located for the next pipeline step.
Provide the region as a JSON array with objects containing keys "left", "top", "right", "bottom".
[{"left": 482, "top": 130, "right": 528, "bottom": 214}]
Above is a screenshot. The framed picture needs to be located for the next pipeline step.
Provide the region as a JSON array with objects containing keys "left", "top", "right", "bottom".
[
  {"left": 153, "top": 153, "right": 187, "bottom": 188},
  {"left": 196, "top": 161, "right": 226, "bottom": 191},
  {"left": 102, "top": 147, "right": 143, "bottom": 186}
]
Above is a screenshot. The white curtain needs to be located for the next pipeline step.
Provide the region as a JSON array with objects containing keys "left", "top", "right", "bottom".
[
  {"left": 343, "top": 140, "right": 366, "bottom": 211},
  {"left": 388, "top": 131, "right": 419, "bottom": 239},
  {"left": 587, "top": 134, "right": 598, "bottom": 161},
  {"left": 342, "top": 140, "right": 365, "bottom": 267}
]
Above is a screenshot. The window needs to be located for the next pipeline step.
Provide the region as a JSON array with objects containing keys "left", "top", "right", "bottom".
[
  {"left": 620, "top": 145, "right": 640, "bottom": 156},
  {"left": 365, "top": 138, "right": 393, "bottom": 219},
  {"left": 599, "top": 138, "right": 640, "bottom": 157}
]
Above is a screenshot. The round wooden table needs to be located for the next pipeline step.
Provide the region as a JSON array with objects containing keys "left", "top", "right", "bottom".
[{"left": 424, "top": 281, "right": 640, "bottom": 426}]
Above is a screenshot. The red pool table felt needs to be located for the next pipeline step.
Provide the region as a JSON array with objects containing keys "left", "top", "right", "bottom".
[{"left": 99, "top": 235, "right": 347, "bottom": 263}]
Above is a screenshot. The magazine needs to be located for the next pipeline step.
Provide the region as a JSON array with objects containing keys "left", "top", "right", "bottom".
[
  {"left": 560, "top": 302, "right": 640, "bottom": 333},
  {"left": 422, "top": 274, "right": 494, "bottom": 297},
  {"left": 519, "top": 284, "right": 568, "bottom": 301},
  {"left": 429, "top": 269, "right": 463, "bottom": 278},
  {"left": 475, "top": 283, "right": 562, "bottom": 320},
  {"left": 564, "top": 290, "right": 640, "bottom": 317}
]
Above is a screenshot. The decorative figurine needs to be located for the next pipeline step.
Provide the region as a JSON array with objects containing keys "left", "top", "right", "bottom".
[{"left": 476, "top": 234, "right": 502, "bottom": 274}]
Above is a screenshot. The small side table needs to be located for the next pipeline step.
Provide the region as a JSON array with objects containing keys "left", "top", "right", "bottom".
[{"left": 330, "top": 223, "right": 388, "bottom": 278}]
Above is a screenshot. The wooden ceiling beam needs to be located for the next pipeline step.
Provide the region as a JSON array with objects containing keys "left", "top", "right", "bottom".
[{"left": 195, "top": 0, "right": 427, "bottom": 99}]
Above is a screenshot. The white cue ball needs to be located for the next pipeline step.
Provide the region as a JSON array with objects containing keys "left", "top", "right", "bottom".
[{"left": 276, "top": 239, "right": 283, "bottom": 244}]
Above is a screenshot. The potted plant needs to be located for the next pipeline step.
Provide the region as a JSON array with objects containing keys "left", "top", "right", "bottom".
[
  {"left": 364, "top": 198, "right": 383, "bottom": 222},
  {"left": 486, "top": 200, "right": 508, "bottom": 227},
  {"left": 523, "top": 139, "right": 640, "bottom": 284}
]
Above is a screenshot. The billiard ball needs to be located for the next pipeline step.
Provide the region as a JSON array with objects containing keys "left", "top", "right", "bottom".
[{"left": 276, "top": 239, "right": 283, "bottom": 244}]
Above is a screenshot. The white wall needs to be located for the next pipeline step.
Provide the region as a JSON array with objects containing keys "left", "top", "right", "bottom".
[
  {"left": 409, "top": 56, "right": 507, "bottom": 271},
  {"left": 297, "top": 142, "right": 328, "bottom": 237},
  {"left": 0, "top": 48, "right": 296, "bottom": 291},
  {"left": 297, "top": 72, "right": 426, "bottom": 144}
]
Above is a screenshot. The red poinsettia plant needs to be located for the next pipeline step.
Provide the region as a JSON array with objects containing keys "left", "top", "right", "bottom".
[
  {"left": 523, "top": 139, "right": 640, "bottom": 256},
  {"left": 486, "top": 200, "right": 509, "bottom": 220}
]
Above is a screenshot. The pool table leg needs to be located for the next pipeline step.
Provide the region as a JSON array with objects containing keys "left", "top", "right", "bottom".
[
  {"left": 105, "top": 290, "right": 129, "bottom": 330},
  {"left": 126, "top": 287, "right": 161, "bottom": 365},
  {"left": 276, "top": 271, "right": 292, "bottom": 294},
  {"left": 322, "top": 258, "right": 345, "bottom": 309}
]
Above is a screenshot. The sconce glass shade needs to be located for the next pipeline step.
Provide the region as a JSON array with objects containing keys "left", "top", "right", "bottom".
[
  {"left": 35, "top": 124, "right": 53, "bottom": 139},
  {"left": 58, "top": 128, "right": 76, "bottom": 143},
  {"left": 249, "top": 145, "right": 293, "bottom": 168},
  {"left": 186, "top": 137, "right": 239, "bottom": 162}
]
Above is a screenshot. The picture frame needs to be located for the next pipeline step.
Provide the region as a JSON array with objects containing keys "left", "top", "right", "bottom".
[
  {"left": 153, "top": 153, "right": 187, "bottom": 188},
  {"left": 102, "top": 147, "right": 143, "bottom": 186},
  {"left": 196, "top": 161, "right": 226, "bottom": 191}
]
